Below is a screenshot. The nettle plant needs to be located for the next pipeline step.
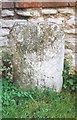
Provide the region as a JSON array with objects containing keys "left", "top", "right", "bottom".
[
  {"left": 63, "top": 59, "right": 77, "bottom": 92},
  {"left": 2, "top": 51, "right": 13, "bottom": 79}
]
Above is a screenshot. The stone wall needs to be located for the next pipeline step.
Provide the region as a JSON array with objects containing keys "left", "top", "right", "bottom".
[{"left": 0, "top": 2, "right": 77, "bottom": 71}]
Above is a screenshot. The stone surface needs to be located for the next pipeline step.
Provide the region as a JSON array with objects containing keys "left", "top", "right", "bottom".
[
  {"left": 2, "top": 10, "right": 14, "bottom": 17},
  {"left": 66, "top": 16, "right": 75, "bottom": 26},
  {"left": 15, "top": 9, "right": 32, "bottom": 17},
  {"left": 0, "top": 2, "right": 1, "bottom": 9},
  {"left": 2, "top": 20, "right": 27, "bottom": 28},
  {"left": 65, "top": 38, "right": 76, "bottom": 44},
  {"left": 47, "top": 18, "right": 64, "bottom": 25},
  {"left": 9, "top": 21, "right": 64, "bottom": 92},
  {"left": 2, "top": 20, "right": 15, "bottom": 28},
  {"left": 29, "top": 17, "right": 45, "bottom": 24},
  {"left": 0, "top": 20, "right": 2, "bottom": 28},
  {"left": 42, "top": 9, "right": 57, "bottom": 15},
  {"left": 0, "top": 37, "right": 9, "bottom": 47},
  {"left": 58, "top": 8, "right": 75, "bottom": 14},
  {"left": 0, "top": 29, "right": 10, "bottom": 37},
  {"left": 15, "top": 9, "right": 40, "bottom": 17},
  {"left": 32, "top": 10, "right": 40, "bottom": 17},
  {"left": 64, "top": 37, "right": 76, "bottom": 70},
  {"left": 64, "top": 29, "right": 77, "bottom": 34},
  {"left": 65, "top": 41, "right": 75, "bottom": 51},
  {"left": 65, "top": 49, "right": 73, "bottom": 55}
]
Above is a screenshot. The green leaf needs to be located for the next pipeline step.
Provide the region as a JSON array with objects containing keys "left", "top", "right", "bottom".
[
  {"left": 71, "top": 87, "right": 75, "bottom": 91},
  {"left": 67, "top": 79, "right": 73, "bottom": 85},
  {"left": 63, "top": 84, "right": 67, "bottom": 89},
  {"left": 17, "top": 92, "right": 21, "bottom": 97}
]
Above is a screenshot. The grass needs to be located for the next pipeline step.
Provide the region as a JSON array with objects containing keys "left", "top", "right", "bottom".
[
  {"left": 2, "top": 78, "right": 76, "bottom": 118},
  {"left": 1, "top": 51, "right": 76, "bottom": 118}
]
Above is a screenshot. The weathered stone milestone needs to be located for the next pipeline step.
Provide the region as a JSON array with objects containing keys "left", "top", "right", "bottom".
[{"left": 9, "top": 21, "right": 64, "bottom": 92}]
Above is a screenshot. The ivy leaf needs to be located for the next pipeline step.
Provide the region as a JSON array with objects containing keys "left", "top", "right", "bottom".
[
  {"left": 71, "top": 87, "right": 75, "bottom": 91},
  {"left": 63, "top": 84, "right": 67, "bottom": 89},
  {"left": 67, "top": 79, "right": 73, "bottom": 85}
]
